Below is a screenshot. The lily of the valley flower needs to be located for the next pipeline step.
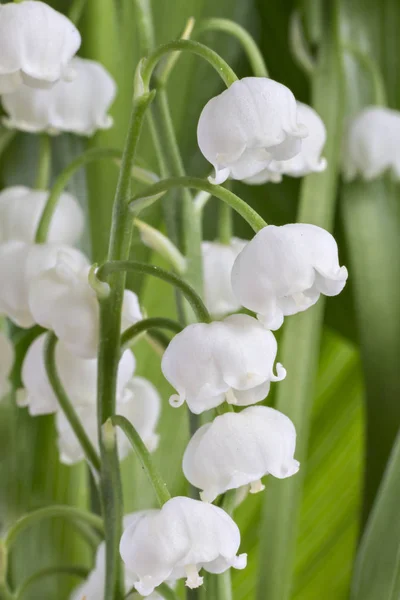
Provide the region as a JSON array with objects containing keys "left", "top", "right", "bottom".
[
  {"left": 197, "top": 77, "right": 308, "bottom": 184},
  {"left": 56, "top": 375, "right": 160, "bottom": 464},
  {"left": 0, "top": 332, "right": 14, "bottom": 400},
  {"left": 120, "top": 496, "right": 247, "bottom": 596},
  {"left": 183, "top": 406, "right": 299, "bottom": 503},
  {"left": 72, "top": 513, "right": 172, "bottom": 600},
  {"left": 245, "top": 102, "right": 327, "bottom": 184},
  {"left": 2, "top": 57, "right": 116, "bottom": 136},
  {"left": 0, "top": 1, "right": 81, "bottom": 94},
  {"left": 231, "top": 224, "right": 348, "bottom": 330},
  {"left": 28, "top": 248, "right": 142, "bottom": 358},
  {"left": 19, "top": 333, "right": 135, "bottom": 416},
  {"left": 0, "top": 241, "right": 87, "bottom": 328},
  {"left": 0, "top": 186, "right": 83, "bottom": 245},
  {"left": 202, "top": 238, "right": 247, "bottom": 317},
  {"left": 161, "top": 314, "right": 286, "bottom": 414},
  {"left": 342, "top": 106, "right": 400, "bottom": 181}
]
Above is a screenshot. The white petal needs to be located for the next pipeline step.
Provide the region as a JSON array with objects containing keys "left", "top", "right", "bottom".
[
  {"left": 0, "top": 332, "right": 14, "bottom": 400},
  {"left": 2, "top": 57, "right": 116, "bottom": 137},
  {"left": 0, "top": 1, "right": 81, "bottom": 93}
]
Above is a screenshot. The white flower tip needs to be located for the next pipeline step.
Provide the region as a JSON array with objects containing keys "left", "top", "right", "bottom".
[
  {"left": 135, "top": 576, "right": 156, "bottom": 596},
  {"left": 316, "top": 157, "right": 328, "bottom": 172},
  {"left": 208, "top": 167, "right": 230, "bottom": 185},
  {"left": 279, "top": 459, "right": 300, "bottom": 478},
  {"left": 200, "top": 489, "right": 217, "bottom": 503},
  {"left": 16, "top": 388, "right": 28, "bottom": 407},
  {"left": 294, "top": 122, "right": 309, "bottom": 139},
  {"left": 233, "top": 553, "right": 248, "bottom": 570},
  {"left": 272, "top": 363, "right": 287, "bottom": 382},
  {"left": 169, "top": 393, "right": 185, "bottom": 408},
  {"left": 249, "top": 479, "right": 265, "bottom": 494},
  {"left": 102, "top": 115, "right": 114, "bottom": 130},
  {"left": 185, "top": 565, "right": 204, "bottom": 589},
  {"left": 225, "top": 388, "right": 238, "bottom": 405}
]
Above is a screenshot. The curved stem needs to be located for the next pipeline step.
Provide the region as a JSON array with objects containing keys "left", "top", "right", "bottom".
[
  {"left": 110, "top": 416, "right": 171, "bottom": 506},
  {"left": 16, "top": 566, "right": 89, "bottom": 599},
  {"left": 195, "top": 18, "right": 268, "bottom": 77},
  {"left": 289, "top": 11, "right": 316, "bottom": 76},
  {"left": 4, "top": 506, "right": 104, "bottom": 549},
  {"left": 121, "top": 317, "right": 182, "bottom": 350},
  {"left": 34, "top": 135, "right": 51, "bottom": 190},
  {"left": 96, "top": 91, "right": 155, "bottom": 600},
  {"left": 343, "top": 43, "right": 387, "bottom": 106},
  {"left": 97, "top": 261, "right": 211, "bottom": 323},
  {"left": 34, "top": 147, "right": 121, "bottom": 243},
  {"left": 141, "top": 40, "right": 238, "bottom": 90},
  {"left": 130, "top": 176, "right": 267, "bottom": 232},
  {"left": 43, "top": 332, "right": 101, "bottom": 475}
]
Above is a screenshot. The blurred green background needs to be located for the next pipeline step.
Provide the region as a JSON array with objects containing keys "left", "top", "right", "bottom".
[{"left": 1, "top": 0, "right": 399, "bottom": 599}]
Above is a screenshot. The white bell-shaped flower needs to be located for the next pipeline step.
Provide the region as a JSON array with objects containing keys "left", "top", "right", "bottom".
[
  {"left": 57, "top": 375, "right": 160, "bottom": 464},
  {"left": 183, "top": 406, "right": 299, "bottom": 503},
  {"left": 2, "top": 57, "right": 116, "bottom": 136},
  {"left": 72, "top": 513, "right": 168, "bottom": 600},
  {"left": 28, "top": 250, "right": 142, "bottom": 358},
  {"left": 202, "top": 238, "right": 247, "bottom": 317},
  {"left": 0, "top": 1, "right": 80, "bottom": 94},
  {"left": 161, "top": 314, "right": 286, "bottom": 414},
  {"left": 0, "top": 241, "right": 87, "bottom": 328},
  {"left": 0, "top": 332, "right": 14, "bottom": 400},
  {"left": 342, "top": 106, "right": 400, "bottom": 181},
  {"left": 197, "top": 77, "right": 308, "bottom": 184},
  {"left": 244, "top": 102, "right": 327, "bottom": 184},
  {"left": 120, "top": 496, "right": 247, "bottom": 596},
  {"left": 19, "top": 333, "right": 135, "bottom": 416},
  {"left": 231, "top": 224, "right": 348, "bottom": 330},
  {"left": 0, "top": 186, "right": 83, "bottom": 245}
]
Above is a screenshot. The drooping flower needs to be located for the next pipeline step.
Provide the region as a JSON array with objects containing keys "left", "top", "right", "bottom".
[
  {"left": 0, "top": 186, "right": 83, "bottom": 245},
  {"left": 0, "top": 332, "right": 14, "bottom": 400},
  {"left": 161, "top": 314, "right": 286, "bottom": 414},
  {"left": 342, "top": 106, "right": 400, "bottom": 181},
  {"left": 202, "top": 238, "right": 247, "bottom": 317},
  {"left": 0, "top": 1, "right": 81, "bottom": 94},
  {"left": 28, "top": 249, "right": 142, "bottom": 358},
  {"left": 56, "top": 375, "right": 160, "bottom": 464},
  {"left": 120, "top": 496, "right": 247, "bottom": 596},
  {"left": 2, "top": 57, "right": 116, "bottom": 136},
  {"left": 231, "top": 224, "right": 348, "bottom": 330},
  {"left": 244, "top": 102, "right": 327, "bottom": 184},
  {"left": 197, "top": 77, "right": 308, "bottom": 184},
  {"left": 19, "top": 333, "right": 135, "bottom": 416},
  {"left": 0, "top": 241, "right": 87, "bottom": 328},
  {"left": 183, "top": 406, "right": 299, "bottom": 503}
]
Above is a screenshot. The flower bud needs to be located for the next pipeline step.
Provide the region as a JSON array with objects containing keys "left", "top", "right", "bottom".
[
  {"left": 19, "top": 333, "right": 135, "bottom": 416},
  {"left": 0, "top": 186, "right": 83, "bottom": 245},
  {"left": 0, "top": 332, "right": 14, "bottom": 400},
  {"left": 342, "top": 106, "right": 400, "bottom": 181},
  {"left": 232, "top": 224, "right": 348, "bottom": 330},
  {"left": 197, "top": 77, "right": 307, "bottom": 184},
  {"left": 2, "top": 58, "right": 116, "bottom": 137},
  {"left": 183, "top": 406, "right": 299, "bottom": 503},
  {"left": 202, "top": 238, "right": 247, "bottom": 317},
  {"left": 161, "top": 314, "right": 286, "bottom": 414},
  {"left": 245, "top": 102, "right": 327, "bottom": 184},
  {"left": 120, "top": 496, "right": 247, "bottom": 596}
]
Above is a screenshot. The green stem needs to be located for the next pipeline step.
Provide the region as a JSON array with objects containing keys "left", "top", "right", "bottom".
[
  {"left": 257, "top": 3, "right": 344, "bottom": 599},
  {"left": 121, "top": 317, "right": 182, "bottom": 350},
  {"left": 34, "top": 135, "right": 51, "bottom": 190},
  {"left": 96, "top": 91, "right": 155, "bottom": 600},
  {"left": 34, "top": 147, "right": 121, "bottom": 244},
  {"left": 141, "top": 40, "right": 238, "bottom": 90},
  {"left": 16, "top": 566, "right": 89, "bottom": 599},
  {"left": 132, "top": 0, "right": 155, "bottom": 54},
  {"left": 130, "top": 176, "right": 267, "bottom": 232},
  {"left": 4, "top": 506, "right": 104, "bottom": 549},
  {"left": 195, "top": 18, "right": 268, "bottom": 77},
  {"left": 43, "top": 332, "right": 101, "bottom": 475},
  {"left": 97, "top": 261, "right": 211, "bottom": 323},
  {"left": 218, "top": 201, "right": 233, "bottom": 245},
  {"left": 110, "top": 416, "right": 171, "bottom": 506},
  {"left": 68, "top": 0, "right": 87, "bottom": 25},
  {"left": 343, "top": 43, "right": 387, "bottom": 106},
  {"left": 289, "top": 11, "right": 315, "bottom": 76}
]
